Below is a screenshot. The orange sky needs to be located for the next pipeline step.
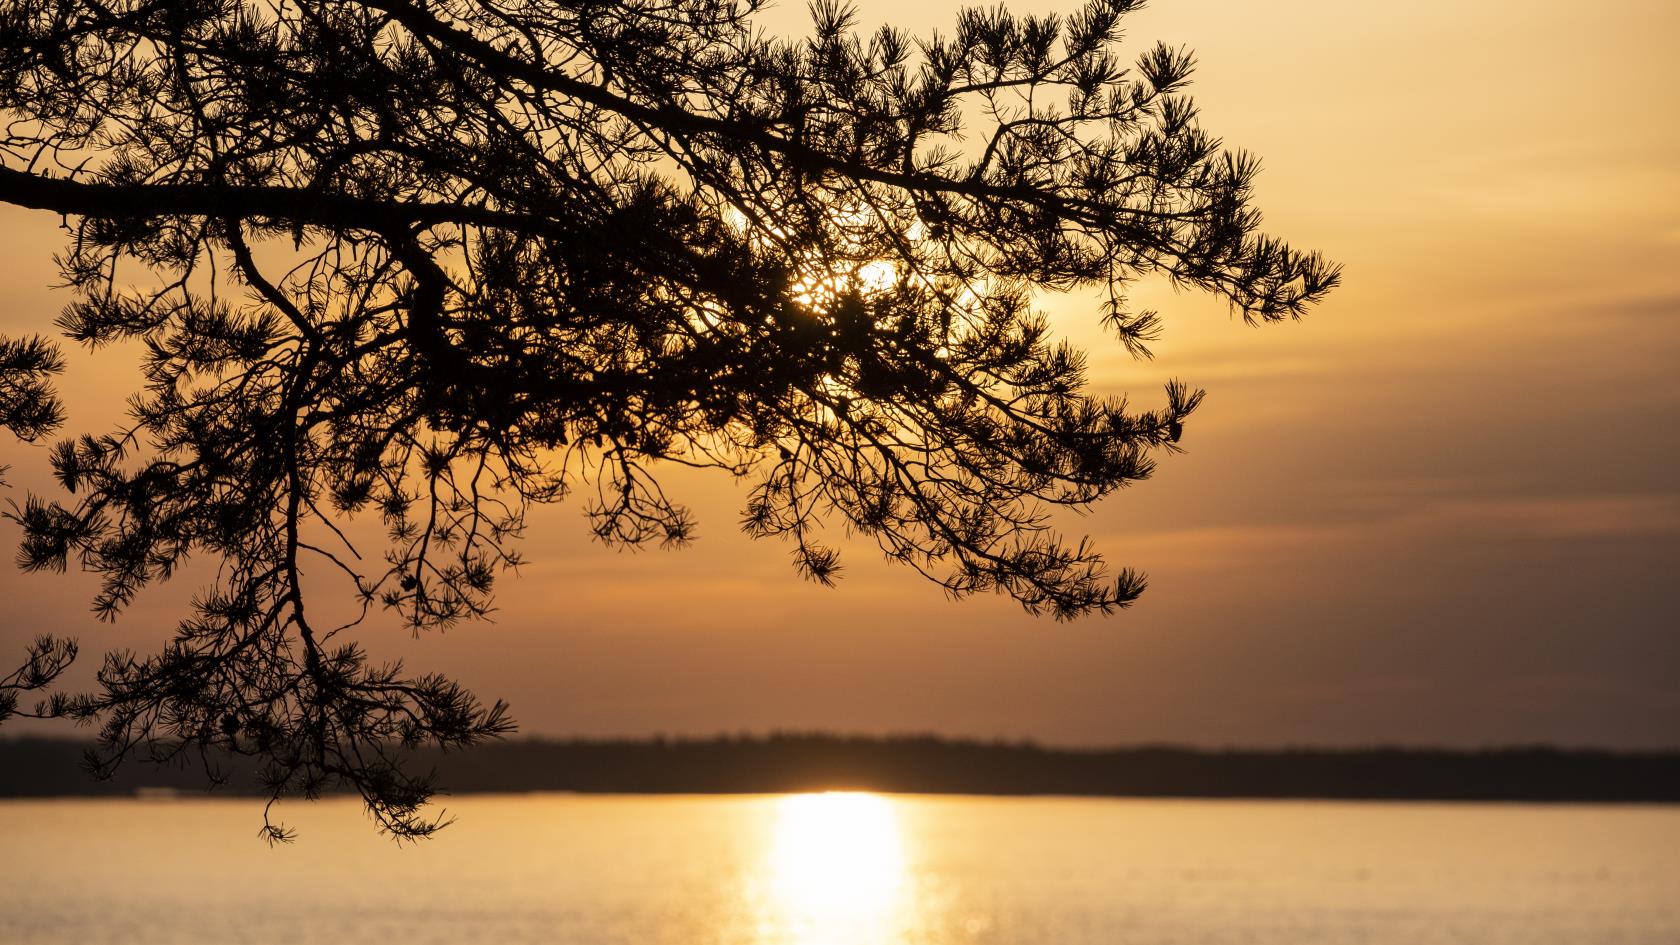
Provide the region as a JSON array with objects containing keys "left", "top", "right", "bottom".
[{"left": 2, "top": 0, "right": 1677, "bottom": 747}]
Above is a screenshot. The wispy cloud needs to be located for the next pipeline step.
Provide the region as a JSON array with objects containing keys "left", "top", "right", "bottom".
[{"left": 1112, "top": 492, "right": 1680, "bottom": 575}]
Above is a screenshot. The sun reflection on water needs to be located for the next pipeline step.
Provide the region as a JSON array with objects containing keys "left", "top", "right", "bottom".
[{"left": 762, "top": 792, "right": 909, "bottom": 944}]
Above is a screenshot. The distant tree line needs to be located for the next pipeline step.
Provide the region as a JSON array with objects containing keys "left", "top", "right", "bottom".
[{"left": 5, "top": 734, "right": 1678, "bottom": 803}]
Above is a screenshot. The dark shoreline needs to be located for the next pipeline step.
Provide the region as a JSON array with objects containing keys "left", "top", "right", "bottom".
[{"left": 4, "top": 734, "right": 1678, "bottom": 803}]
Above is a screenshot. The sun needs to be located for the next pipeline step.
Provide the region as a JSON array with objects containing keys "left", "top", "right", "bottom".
[{"left": 766, "top": 792, "right": 908, "bottom": 937}]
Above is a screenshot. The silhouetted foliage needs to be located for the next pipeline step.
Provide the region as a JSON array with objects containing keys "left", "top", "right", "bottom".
[
  {"left": 0, "top": 338, "right": 75, "bottom": 726},
  {"left": 0, "top": 334, "right": 65, "bottom": 445},
  {"left": 0, "top": 0, "right": 1336, "bottom": 837},
  {"left": 0, "top": 636, "right": 78, "bottom": 725}
]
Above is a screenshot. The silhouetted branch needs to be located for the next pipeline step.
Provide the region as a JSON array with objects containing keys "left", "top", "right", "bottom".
[
  {"left": 0, "top": 635, "right": 77, "bottom": 724},
  {"left": 0, "top": 0, "right": 1336, "bottom": 836}
]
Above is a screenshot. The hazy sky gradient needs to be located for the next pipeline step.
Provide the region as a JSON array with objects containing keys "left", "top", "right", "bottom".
[{"left": 2, "top": 0, "right": 1676, "bottom": 747}]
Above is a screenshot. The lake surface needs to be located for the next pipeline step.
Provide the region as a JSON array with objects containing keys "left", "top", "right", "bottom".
[{"left": 1, "top": 793, "right": 1676, "bottom": 944}]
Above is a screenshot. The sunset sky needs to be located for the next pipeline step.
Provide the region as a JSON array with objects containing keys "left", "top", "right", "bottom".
[{"left": 2, "top": 0, "right": 1676, "bottom": 748}]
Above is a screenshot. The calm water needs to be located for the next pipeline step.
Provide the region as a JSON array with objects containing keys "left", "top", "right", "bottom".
[{"left": 1, "top": 793, "right": 1676, "bottom": 944}]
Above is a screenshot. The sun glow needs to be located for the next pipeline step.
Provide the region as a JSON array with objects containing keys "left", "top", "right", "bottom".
[
  {"left": 765, "top": 792, "right": 908, "bottom": 941},
  {"left": 787, "top": 259, "right": 899, "bottom": 310}
]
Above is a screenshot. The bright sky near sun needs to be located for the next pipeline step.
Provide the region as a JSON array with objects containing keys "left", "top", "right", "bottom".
[{"left": 1, "top": 0, "right": 1676, "bottom": 747}]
